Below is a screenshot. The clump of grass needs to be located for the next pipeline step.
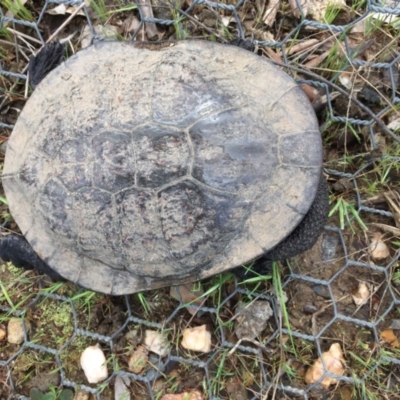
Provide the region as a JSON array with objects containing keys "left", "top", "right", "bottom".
[
  {"left": 329, "top": 196, "right": 368, "bottom": 233},
  {"left": 1, "top": 0, "right": 34, "bottom": 21}
]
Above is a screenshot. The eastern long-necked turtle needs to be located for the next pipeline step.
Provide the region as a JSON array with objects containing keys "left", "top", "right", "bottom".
[{"left": 0, "top": 40, "right": 329, "bottom": 295}]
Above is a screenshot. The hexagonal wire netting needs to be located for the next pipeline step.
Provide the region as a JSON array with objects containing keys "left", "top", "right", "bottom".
[{"left": 1, "top": 0, "right": 400, "bottom": 399}]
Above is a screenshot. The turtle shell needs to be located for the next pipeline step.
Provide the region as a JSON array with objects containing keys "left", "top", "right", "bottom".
[{"left": 2, "top": 40, "right": 322, "bottom": 295}]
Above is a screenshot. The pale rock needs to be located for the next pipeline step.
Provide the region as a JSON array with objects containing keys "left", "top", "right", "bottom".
[
  {"left": 80, "top": 344, "right": 108, "bottom": 384},
  {"left": 73, "top": 391, "right": 90, "bottom": 400},
  {"left": 352, "top": 282, "right": 370, "bottom": 307},
  {"left": 369, "top": 233, "right": 390, "bottom": 260},
  {"left": 7, "top": 318, "right": 24, "bottom": 344},
  {"left": 181, "top": 325, "right": 212, "bottom": 353},
  {"left": 305, "top": 343, "right": 345, "bottom": 388},
  {"left": 115, "top": 375, "right": 131, "bottom": 400},
  {"left": 235, "top": 301, "right": 273, "bottom": 340},
  {"left": 144, "top": 330, "right": 169, "bottom": 357}
]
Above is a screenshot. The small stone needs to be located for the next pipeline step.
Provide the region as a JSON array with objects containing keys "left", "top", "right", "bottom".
[
  {"left": 235, "top": 301, "right": 273, "bottom": 340},
  {"left": 322, "top": 234, "right": 339, "bottom": 262},
  {"left": 351, "top": 282, "right": 370, "bottom": 307},
  {"left": 181, "top": 325, "right": 212, "bottom": 353},
  {"left": 73, "top": 391, "right": 90, "bottom": 400},
  {"left": 369, "top": 233, "right": 390, "bottom": 260},
  {"left": 7, "top": 318, "right": 25, "bottom": 344},
  {"left": 144, "top": 330, "right": 169, "bottom": 357},
  {"left": 128, "top": 345, "right": 148, "bottom": 374},
  {"left": 80, "top": 344, "right": 108, "bottom": 384},
  {"left": 115, "top": 375, "right": 131, "bottom": 400},
  {"left": 313, "top": 284, "right": 331, "bottom": 299},
  {"left": 161, "top": 391, "right": 203, "bottom": 400},
  {"left": 303, "top": 303, "right": 319, "bottom": 314}
]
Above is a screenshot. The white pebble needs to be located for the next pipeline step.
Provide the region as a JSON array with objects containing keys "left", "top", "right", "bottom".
[
  {"left": 80, "top": 344, "right": 108, "bottom": 384},
  {"left": 181, "top": 325, "right": 212, "bottom": 353},
  {"left": 144, "top": 330, "right": 169, "bottom": 357}
]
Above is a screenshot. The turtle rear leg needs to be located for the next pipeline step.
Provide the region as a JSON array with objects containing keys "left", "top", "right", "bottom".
[
  {"left": 0, "top": 234, "right": 64, "bottom": 281},
  {"left": 29, "top": 42, "right": 64, "bottom": 88}
]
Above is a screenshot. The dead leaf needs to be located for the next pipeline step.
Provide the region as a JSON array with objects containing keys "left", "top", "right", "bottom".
[
  {"left": 369, "top": 232, "right": 390, "bottom": 260},
  {"left": 351, "top": 282, "right": 370, "bottom": 307},
  {"left": 46, "top": 4, "right": 85, "bottom": 16},
  {"left": 387, "top": 115, "right": 400, "bottom": 130},
  {"left": 305, "top": 343, "right": 345, "bottom": 388},
  {"left": 170, "top": 284, "right": 205, "bottom": 316},
  {"left": 369, "top": 223, "right": 400, "bottom": 237},
  {"left": 181, "top": 325, "right": 212, "bottom": 353},
  {"left": 380, "top": 329, "right": 400, "bottom": 347}
]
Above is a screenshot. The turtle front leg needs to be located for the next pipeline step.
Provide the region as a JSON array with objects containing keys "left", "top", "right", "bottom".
[
  {"left": 0, "top": 234, "right": 64, "bottom": 281},
  {"left": 233, "top": 175, "right": 329, "bottom": 278},
  {"left": 29, "top": 42, "right": 64, "bottom": 88}
]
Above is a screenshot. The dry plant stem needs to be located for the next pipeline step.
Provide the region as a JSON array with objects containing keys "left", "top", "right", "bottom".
[
  {"left": 46, "top": 2, "right": 85, "bottom": 43},
  {"left": 304, "top": 50, "right": 331, "bottom": 69},
  {"left": 271, "top": 61, "right": 400, "bottom": 143},
  {"left": 311, "top": 302, "right": 333, "bottom": 337},
  {"left": 4, "top": 269, "right": 32, "bottom": 292},
  {"left": 6, "top": 28, "right": 42, "bottom": 45},
  {"left": 263, "top": 47, "right": 283, "bottom": 63},
  {"left": 384, "top": 191, "right": 400, "bottom": 227},
  {"left": 289, "top": 0, "right": 308, "bottom": 18},
  {"left": 286, "top": 33, "right": 339, "bottom": 62},
  {"left": 227, "top": 337, "right": 271, "bottom": 356},
  {"left": 287, "top": 38, "right": 319, "bottom": 56},
  {"left": 264, "top": 304, "right": 283, "bottom": 400},
  {"left": 263, "top": 0, "right": 280, "bottom": 27},
  {"left": 137, "top": 0, "right": 159, "bottom": 39}
]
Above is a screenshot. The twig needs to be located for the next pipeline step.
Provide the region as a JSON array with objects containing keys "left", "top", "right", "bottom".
[
  {"left": 6, "top": 27, "right": 42, "bottom": 45},
  {"left": 46, "top": 2, "right": 85, "bottom": 43}
]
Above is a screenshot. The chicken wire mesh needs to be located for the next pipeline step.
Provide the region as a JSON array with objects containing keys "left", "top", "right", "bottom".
[{"left": 1, "top": 0, "right": 400, "bottom": 399}]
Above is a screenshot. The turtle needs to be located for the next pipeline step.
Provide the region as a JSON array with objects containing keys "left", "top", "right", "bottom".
[{"left": 0, "top": 40, "right": 329, "bottom": 295}]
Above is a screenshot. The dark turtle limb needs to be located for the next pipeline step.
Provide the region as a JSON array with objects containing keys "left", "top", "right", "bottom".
[
  {"left": 0, "top": 234, "right": 64, "bottom": 281},
  {"left": 234, "top": 175, "right": 329, "bottom": 278},
  {"left": 29, "top": 42, "right": 64, "bottom": 88}
]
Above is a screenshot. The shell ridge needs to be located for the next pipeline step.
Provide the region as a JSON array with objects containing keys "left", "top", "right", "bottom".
[{"left": 267, "top": 84, "right": 299, "bottom": 112}]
